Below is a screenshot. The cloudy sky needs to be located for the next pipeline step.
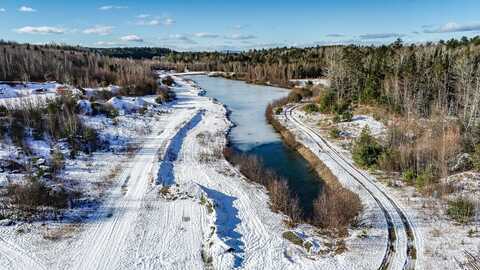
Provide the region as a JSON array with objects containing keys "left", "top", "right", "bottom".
[{"left": 1, "top": 0, "right": 480, "bottom": 51}]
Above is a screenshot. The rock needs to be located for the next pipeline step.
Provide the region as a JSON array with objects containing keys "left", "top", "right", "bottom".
[
  {"left": 0, "top": 219, "right": 15, "bottom": 226},
  {"left": 77, "top": 99, "right": 92, "bottom": 115},
  {"left": 35, "top": 158, "right": 46, "bottom": 166},
  {"left": 0, "top": 159, "right": 25, "bottom": 172},
  {"left": 450, "top": 153, "right": 473, "bottom": 172}
]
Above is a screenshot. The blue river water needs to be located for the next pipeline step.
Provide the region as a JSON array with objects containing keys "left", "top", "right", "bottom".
[{"left": 186, "top": 75, "right": 322, "bottom": 214}]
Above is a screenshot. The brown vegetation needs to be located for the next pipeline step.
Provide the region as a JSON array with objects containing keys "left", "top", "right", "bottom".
[
  {"left": 0, "top": 41, "right": 158, "bottom": 95},
  {"left": 379, "top": 116, "right": 462, "bottom": 190},
  {"left": 223, "top": 147, "right": 303, "bottom": 223},
  {"left": 312, "top": 185, "right": 362, "bottom": 228},
  {"left": 5, "top": 175, "right": 71, "bottom": 219},
  {"left": 0, "top": 96, "right": 98, "bottom": 154}
]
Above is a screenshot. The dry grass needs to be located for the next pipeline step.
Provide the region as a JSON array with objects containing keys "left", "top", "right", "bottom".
[
  {"left": 106, "top": 164, "right": 122, "bottom": 182},
  {"left": 380, "top": 115, "right": 462, "bottom": 190},
  {"left": 42, "top": 224, "right": 79, "bottom": 241},
  {"left": 312, "top": 185, "right": 363, "bottom": 230}
]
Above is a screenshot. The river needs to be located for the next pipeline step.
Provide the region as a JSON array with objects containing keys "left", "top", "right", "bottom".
[{"left": 186, "top": 75, "right": 322, "bottom": 215}]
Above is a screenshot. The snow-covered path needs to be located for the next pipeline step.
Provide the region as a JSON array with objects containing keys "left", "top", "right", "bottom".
[
  {"left": 51, "top": 77, "right": 296, "bottom": 270},
  {"left": 0, "top": 74, "right": 417, "bottom": 270},
  {"left": 281, "top": 104, "right": 424, "bottom": 270},
  {"left": 70, "top": 108, "right": 195, "bottom": 270},
  {"left": 0, "top": 237, "right": 47, "bottom": 270}
]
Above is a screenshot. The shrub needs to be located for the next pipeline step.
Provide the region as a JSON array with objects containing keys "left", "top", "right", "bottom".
[
  {"left": 287, "top": 92, "right": 302, "bottom": 103},
  {"left": 329, "top": 127, "right": 341, "bottom": 139},
  {"left": 274, "top": 107, "right": 283, "bottom": 115},
  {"left": 155, "top": 89, "right": 176, "bottom": 104},
  {"left": 161, "top": 76, "right": 175, "bottom": 86},
  {"left": 447, "top": 197, "right": 475, "bottom": 223},
  {"left": 312, "top": 185, "right": 362, "bottom": 229},
  {"left": 0, "top": 105, "right": 8, "bottom": 117},
  {"left": 415, "top": 168, "right": 436, "bottom": 189},
  {"left": 332, "top": 100, "right": 353, "bottom": 122},
  {"left": 118, "top": 80, "right": 157, "bottom": 96},
  {"left": 6, "top": 176, "right": 69, "bottom": 211},
  {"left": 377, "top": 148, "right": 401, "bottom": 172},
  {"left": 282, "top": 231, "right": 304, "bottom": 246},
  {"left": 318, "top": 89, "right": 336, "bottom": 113},
  {"left": 51, "top": 149, "right": 65, "bottom": 174},
  {"left": 472, "top": 144, "right": 480, "bottom": 171},
  {"left": 402, "top": 169, "right": 416, "bottom": 184},
  {"left": 303, "top": 103, "right": 319, "bottom": 114},
  {"left": 333, "top": 110, "right": 353, "bottom": 123},
  {"left": 5, "top": 97, "right": 98, "bottom": 155},
  {"left": 352, "top": 127, "right": 383, "bottom": 168},
  {"left": 92, "top": 103, "right": 118, "bottom": 118},
  {"left": 10, "top": 120, "right": 25, "bottom": 147},
  {"left": 297, "top": 88, "right": 313, "bottom": 99},
  {"left": 223, "top": 148, "right": 303, "bottom": 223}
]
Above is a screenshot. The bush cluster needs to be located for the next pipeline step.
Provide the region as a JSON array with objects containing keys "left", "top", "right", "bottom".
[
  {"left": 155, "top": 89, "right": 176, "bottom": 104},
  {"left": 317, "top": 89, "right": 352, "bottom": 122},
  {"left": 223, "top": 148, "right": 303, "bottom": 223},
  {"left": 352, "top": 127, "right": 383, "bottom": 168},
  {"left": 1, "top": 96, "right": 98, "bottom": 154},
  {"left": 6, "top": 175, "right": 70, "bottom": 214},
  {"left": 303, "top": 103, "right": 319, "bottom": 114},
  {"left": 447, "top": 197, "right": 476, "bottom": 223}
]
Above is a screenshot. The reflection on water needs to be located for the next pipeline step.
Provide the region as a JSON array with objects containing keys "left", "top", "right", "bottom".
[{"left": 187, "top": 75, "right": 322, "bottom": 214}]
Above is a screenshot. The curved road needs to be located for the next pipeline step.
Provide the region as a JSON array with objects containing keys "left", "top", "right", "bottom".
[{"left": 284, "top": 104, "right": 423, "bottom": 270}]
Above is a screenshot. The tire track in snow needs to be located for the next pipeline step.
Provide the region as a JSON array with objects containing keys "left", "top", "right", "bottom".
[
  {"left": 0, "top": 237, "right": 47, "bottom": 270},
  {"left": 284, "top": 104, "right": 421, "bottom": 270},
  {"left": 178, "top": 105, "right": 291, "bottom": 269},
  {"left": 70, "top": 111, "right": 196, "bottom": 270}
]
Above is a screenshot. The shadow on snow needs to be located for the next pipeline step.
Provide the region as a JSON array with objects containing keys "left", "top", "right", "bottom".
[
  {"left": 200, "top": 185, "right": 245, "bottom": 268},
  {"left": 157, "top": 109, "right": 204, "bottom": 186}
]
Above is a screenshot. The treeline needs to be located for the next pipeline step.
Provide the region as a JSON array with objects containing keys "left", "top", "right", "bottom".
[
  {"left": 161, "top": 36, "right": 480, "bottom": 129},
  {"left": 160, "top": 46, "right": 332, "bottom": 85},
  {"left": 0, "top": 41, "right": 158, "bottom": 94},
  {"left": 91, "top": 47, "right": 173, "bottom": 60}
]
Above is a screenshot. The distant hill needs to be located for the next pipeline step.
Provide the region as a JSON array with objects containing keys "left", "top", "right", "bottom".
[{"left": 91, "top": 47, "right": 175, "bottom": 59}]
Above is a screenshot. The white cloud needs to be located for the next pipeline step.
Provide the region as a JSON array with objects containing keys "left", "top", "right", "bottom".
[
  {"left": 120, "top": 34, "right": 143, "bottom": 42},
  {"left": 424, "top": 22, "right": 480, "bottom": 33},
  {"left": 136, "top": 14, "right": 150, "bottom": 18},
  {"left": 83, "top": 25, "right": 114, "bottom": 35},
  {"left": 19, "top": 6, "right": 36, "bottom": 12},
  {"left": 159, "top": 34, "right": 197, "bottom": 44},
  {"left": 326, "top": 33, "right": 346, "bottom": 37},
  {"left": 225, "top": 34, "right": 257, "bottom": 40},
  {"left": 137, "top": 17, "right": 175, "bottom": 26},
  {"left": 0, "top": 8, "right": 6, "bottom": 12},
  {"left": 233, "top": 24, "right": 248, "bottom": 30},
  {"left": 163, "top": 18, "right": 175, "bottom": 25},
  {"left": 137, "top": 19, "right": 160, "bottom": 26},
  {"left": 99, "top": 5, "right": 127, "bottom": 11},
  {"left": 359, "top": 33, "right": 404, "bottom": 39},
  {"left": 193, "top": 32, "right": 220, "bottom": 38},
  {"left": 95, "top": 41, "right": 121, "bottom": 46},
  {"left": 15, "top": 26, "right": 65, "bottom": 34}
]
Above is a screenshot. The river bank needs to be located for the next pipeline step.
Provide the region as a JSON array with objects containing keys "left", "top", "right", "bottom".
[{"left": 186, "top": 75, "right": 323, "bottom": 215}]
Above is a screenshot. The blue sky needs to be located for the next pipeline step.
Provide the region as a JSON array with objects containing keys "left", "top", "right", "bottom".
[{"left": 0, "top": 0, "right": 479, "bottom": 51}]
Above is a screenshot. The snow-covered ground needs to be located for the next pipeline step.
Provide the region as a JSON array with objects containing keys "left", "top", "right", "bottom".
[
  {"left": 289, "top": 78, "right": 330, "bottom": 88},
  {"left": 0, "top": 74, "right": 390, "bottom": 270},
  {"left": 284, "top": 105, "right": 480, "bottom": 270},
  {"left": 3, "top": 73, "right": 474, "bottom": 269}
]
